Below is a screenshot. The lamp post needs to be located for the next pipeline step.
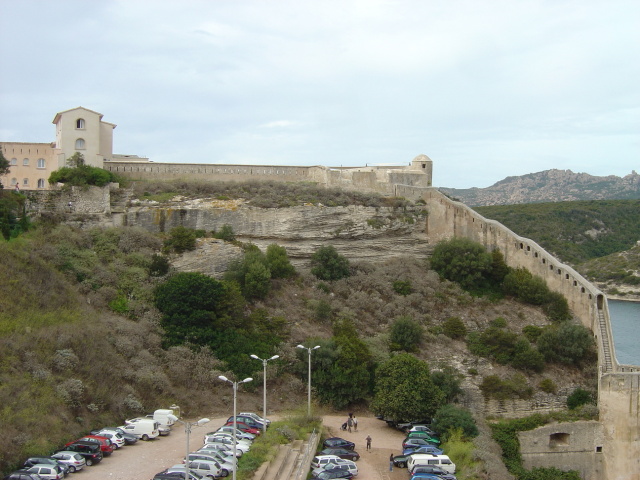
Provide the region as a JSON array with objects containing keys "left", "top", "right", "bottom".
[
  {"left": 218, "top": 375, "right": 252, "bottom": 480},
  {"left": 167, "top": 414, "right": 210, "bottom": 480},
  {"left": 250, "top": 354, "right": 279, "bottom": 433},
  {"left": 296, "top": 344, "right": 320, "bottom": 416}
]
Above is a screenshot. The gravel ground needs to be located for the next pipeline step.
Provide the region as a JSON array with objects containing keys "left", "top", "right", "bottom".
[{"left": 73, "top": 414, "right": 411, "bottom": 480}]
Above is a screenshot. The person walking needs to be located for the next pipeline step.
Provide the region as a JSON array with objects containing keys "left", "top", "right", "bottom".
[
  {"left": 347, "top": 416, "right": 353, "bottom": 433},
  {"left": 389, "top": 453, "right": 394, "bottom": 471},
  {"left": 353, "top": 415, "right": 358, "bottom": 432},
  {"left": 366, "top": 435, "right": 372, "bottom": 451}
]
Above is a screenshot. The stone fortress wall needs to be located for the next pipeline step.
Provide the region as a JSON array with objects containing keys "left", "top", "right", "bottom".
[{"left": 421, "top": 188, "right": 639, "bottom": 480}]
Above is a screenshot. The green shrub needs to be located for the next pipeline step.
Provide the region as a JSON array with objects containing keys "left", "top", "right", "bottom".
[
  {"left": 480, "top": 374, "right": 533, "bottom": 400},
  {"left": 537, "top": 323, "right": 596, "bottom": 366},
  {"left": 430, "top": 237, "right": 493, "bottom": 293},
  {"left": 491, "top": 317, "right": 507, "bottom": 328},
  {"left": 522, "top": 325, "right": 543, "bottom": 343},
  {"left": 265, "top": 244, "right": 295, "bottom": 278},
  {"left": 164, "top": 226, "right": 197, "bottom": 253},
  {"left": 433, "top": 405, "right": 478, "bottom": 440},
  {"left": 148, "top": 254, "right": 170, "bottom": 276},
  {"left": 310, "top": 245, "right": 350, "bottom": 281},
  {"left": 567, "top": 387, "right": 594, "bottom": 410},
  {"left": 392, "top": 280, "right": 412, "bottom": 296},
  {"left": 214, "top": 224, "right": 236, "bottom": 242},
  {"left": 390, "top": 316, "right": 423, "bottom": 352},
  {"left": 442, "top": 317, "right": 467, "bottom": 339},
  {"left": 538, "top": 378, "right": 557, "bottom": 394}
]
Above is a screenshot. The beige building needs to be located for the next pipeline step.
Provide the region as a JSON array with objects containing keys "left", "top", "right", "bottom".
[{"left": 1, "top": 106, "right": 118, "bottom": 190}]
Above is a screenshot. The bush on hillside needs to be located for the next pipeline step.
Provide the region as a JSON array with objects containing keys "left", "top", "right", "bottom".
[
  {"left": 536, "top": 323, "right": 596, "bottom": 366},
  {"left": 310, "top": 245, "right": 350, "bottom": 281},
  {"left": 164, "top": 226, "right": 197, "bottom": 253},
  {"left": 442, "top": 317, "right": 467, "bottom": 339},
  {"left": 430, "top": 237, "right": 493, "bottom": 292},
  {"left": 265, "top": 244, "right": 296, "bottom": 278},
  {"left": 432, "top": 404, "right": 478, "bottom": 440},
  {"left": 389, "top": 316, "right": 423, "bottom": 352},
  {"left": 566, "top": 387, "right": 595, "bottom": 410}
]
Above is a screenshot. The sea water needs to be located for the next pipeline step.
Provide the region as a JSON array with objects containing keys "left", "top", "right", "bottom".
[{"left": 609, "top": 299, "right": 640, "bottom": 366}]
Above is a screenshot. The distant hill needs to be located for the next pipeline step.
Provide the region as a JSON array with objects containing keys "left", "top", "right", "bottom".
[{"left": 439, "top": 169, "right": 640, "bottom": 206}]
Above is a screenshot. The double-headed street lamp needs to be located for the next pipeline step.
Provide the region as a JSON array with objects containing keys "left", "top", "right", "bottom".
[
  {"left": 250, "top": 354, "right": 279, "bottom": 433},
  {"left": 218, "top": 375, "right": 252, "bottom": 480},
  {"left": 167, "top": 414, "right": 210, "bottom": 480},
  {"left": 296, "top": 344, "right": 320, "bottom": 416}
]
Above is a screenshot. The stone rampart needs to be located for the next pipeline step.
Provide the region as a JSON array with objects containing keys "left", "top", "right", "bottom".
[
  {"left": 25, "top": 185, "right": 112, "bottom": 215},
  {"left": 422, "top": 188, "right": 640, "bottom": 480}
]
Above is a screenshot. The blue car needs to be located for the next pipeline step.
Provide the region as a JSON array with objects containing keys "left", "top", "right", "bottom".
[
  {"left": 410, "top": 474, "right": 443, "bottom": 480},
  {"left": 400, "top": 445, "right": 444, "bottom": 458}
]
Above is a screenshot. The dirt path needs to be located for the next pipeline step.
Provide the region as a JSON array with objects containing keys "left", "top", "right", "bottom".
[{"left": 74, "top": 414, "right": 409, "bottom": 480}]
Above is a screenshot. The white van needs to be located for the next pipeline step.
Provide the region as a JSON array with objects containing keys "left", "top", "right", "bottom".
[
  {"left": 119, "top": 419, "right": 159, "bottom": 441},
  {"left": 153, "top": 409, "right": 176, "bottom": 426},
  {"left": 407, "top": 454, "right": 456, "bottom": 474}
]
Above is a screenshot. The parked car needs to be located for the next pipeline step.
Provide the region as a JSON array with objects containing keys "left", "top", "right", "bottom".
[
  {"left": 152, "top": 471, "right": 203, "bottom": 480},
  {"left": 411, "top": 465, "right": 457, "bottom": 480},
  {"left": 203, "top": 436, "right": 250, "bottom": 454},
  {"left": 226, "top": 415, "right": 264, "bottom": 430},
  {"left": 409, "top": 425, "right": 437, "bottom": 435},
  {"left": 409, "top": 474, "right": 442, "bottom": 480},
  {"left": 169, "top": 460, "right": 224, "bottom": 479},
  {"left": 319, "top": 448, "right": 360, "bottom": 462},
  {"left": 403, "top": 438, "right": 440, "bottom": 450},
  {"left": 49, "top": 452, "right": 86, "bottom": 473},
  {"left": 223, "top": 421, "right": 261, "bottom": 436},
  {"left": 21, "top": 458, "right": 69, "bottom": 476},
  {"left": 310, "top": 470, "right": 353, "bottom": 480},
  {"left": 95, "top": 427, "right": 138, "bottom": 445},
  {"left": 395, "top": 420, "right": 433, "bottom": 433},
  {"left": 23, "top": 465, "right": 64, "bottom": 480},
  {"left": 394, "top": 446, "right": 444, "bottom": 467},
  {"left": 118, "top": 419, "right": 160, "bottom": 440},
  {"left": 3, "top": 472, "right": 44, "bottom": 480},
  {"left": 65, "top": 435, "right": 113, "bottom": 456},
  {"left": 322, "top": 437, "right": 355, "bottom": 450},
  {"left": 238, "top": 412, "right": 271, "bottom": 427},
  {"left": 312, "top": 461, "right": 358, "bottom": 477},
  {"left": 214, "top": 426, "right": 256, "bottom": 441},
  {"left": 194, "top": 450, "right": 237, "bottom": 473},
  {"left": 311, "top": 455, "right": 343, "bottom": 469},
  {"left": 406, "top": 431, "right": 441, "bottom": 444},
  {"left": 60, "top": 442, "right": 103, "bottom": 466},
  {"left": 204, "top": 433, "right": 252, "bottom": 448},
  {"left": 92, "top": 430, "right": 126, "bottom": 448}
]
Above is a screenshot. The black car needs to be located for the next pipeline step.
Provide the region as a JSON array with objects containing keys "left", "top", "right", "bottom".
[
  {"left": 412, "top": 465, "right": 457, "bottom": 480},
  {"left": 22, "top": 458, "right": 70, "bottom": 476},
  {"left": 153, "top": 471, "right": 203, "bottom": 480},
  {"left": 311, "top": 470, "right": 353, "bottom": 480},
  {"left": 61, "top": 441, "right": 103, "bottom": 466},
  {"left": 322, "top": 437, "right": 355, "bottom": 451},
  {"left": 319, "top": 448, "right": 360, "bottom": 461}
]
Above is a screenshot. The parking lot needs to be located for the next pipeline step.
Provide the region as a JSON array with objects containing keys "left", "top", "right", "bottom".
[{"left": 73, "top": 414, "right": 409, "bottom": 480}]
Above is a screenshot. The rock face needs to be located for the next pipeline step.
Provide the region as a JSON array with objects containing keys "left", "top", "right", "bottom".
[
  {"left": 440, "top": 169, "right": 640, "bottom": 206},
  {"left": 125, "top": 200, "right": 431, "bottom": 274}
]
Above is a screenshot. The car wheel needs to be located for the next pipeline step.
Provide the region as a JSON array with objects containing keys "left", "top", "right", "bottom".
[
  {"left": 400, "top": 461, "right": 406, "bottom": 468},
  {"left": 142, "top": 434, "right": 149, "bottom": 441},
  {"left": 69, "top": 466, "right": 76, "bottom": 473},
  {"left": 220, "top": 469, "right": 229, "bottom": 477},
  {"left": 86, "top": 459, "right": 93, "bottom": 466}
]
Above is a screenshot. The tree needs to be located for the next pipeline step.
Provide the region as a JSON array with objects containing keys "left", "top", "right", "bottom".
[
  {"left": 154, "top": 272, "right": 244, "bottom": 345},
  {"left": 310, "top": 245, "right": 350, "bottom": 281},
  {"left": 0, "top": 148, "right": 10, "bottom": 188},
  {"left": 537, "top": 323, "right": 595, "bottom": 366},
  {"left": 224, "top": 245, "right": 272, "bottom": 299},
  {"left": 442, "top": 317, "right": 467, "bottom": 339},
  {"left": 164, "top": 226, "right": 197, "bottom": 253},
  {"left": 390, "top": 316, "right": 423, "bottom": 352},
  {"left": 432, "top": 404, "right": 478, "bottom": 440},
  {"left": 430, "top": 238, "right": 492, "bottom": 292},
  {"left": 431, "top": 366, "right": 463, "bottom": 403},
  {"left": 265, "top": 244, "right": 295, "bottom": 278},
  {"left": 370, "top": 353, "right": 445, "bottom": 422}
]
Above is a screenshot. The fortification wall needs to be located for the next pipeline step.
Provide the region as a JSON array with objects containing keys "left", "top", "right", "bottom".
[{"left": 422, "top": 188, "right": 640, "bottom": 480}]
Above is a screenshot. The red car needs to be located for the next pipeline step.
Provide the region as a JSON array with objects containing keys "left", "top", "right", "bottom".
[
  {"left": 66, "top": 435, "right": 114, "bottom": 456},
  {"left": 224, "top": 421, "right": 261, "bottom": 436}
]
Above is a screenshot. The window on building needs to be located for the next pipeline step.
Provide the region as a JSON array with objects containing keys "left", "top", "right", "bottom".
[
  {"left": 75, "top": 138, "right": 85, "bottom": 149},
  {"left": 22, "top": 178, "right": 29, "bottom": 186},
  {"left": 10, "top": 177, "right": 17, "bottom": 185},
  {"left": 549, "top": 433, "right": 570, "bottom": 446},
  {"left": 10, "top": 158, "right": 17, "bottom": 165},
  {"left": 76, "top": 118, "right": 85, "bottom": 129},
  {"left": 37, "top": 158, "right": 46, "bottom": 168},
  {"left": 37, "top": 178, "right": 45, "bottom": 188},
  {"left": 23, "top": 158, "right": 29, "bottom": 166}
]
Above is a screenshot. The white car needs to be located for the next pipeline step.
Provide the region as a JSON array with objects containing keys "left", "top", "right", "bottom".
[
  {"left": 196, "top": 449, "right": 237, "bottom": 471},
  {"left": 25, "top": 464, "right": 65, "bottom": 480},
  {"left": 95, "top": 430, "right": 126, "bottom": 448},
  {"left": 204, "top": 434, "right": 251, "bottom": 451},
  {"left": 311, "top": 455, "right": 343, "bottom": 469},
  {"left": 215, "top": 426, "right": 256, "bottom": 441},
  {"left": 50, "top": 451, "right": 86, "bottom": 473},
  {"left": 206, "top": 432, "right": 252, "bottom": 447},
  {"left": 312, "top": 461, "right": 358, "bottom": 477}
]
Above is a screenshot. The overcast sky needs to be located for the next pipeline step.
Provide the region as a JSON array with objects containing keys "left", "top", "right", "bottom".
[{"left": 1, "top": 0, "right": 637, "bottom": 188}]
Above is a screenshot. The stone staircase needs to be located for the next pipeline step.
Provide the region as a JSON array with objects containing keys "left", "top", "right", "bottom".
[
  {"left": 252, "top": 430, "right": 320, "bottom": 480},
  {"left": 597, "top": 309, "right": 614, "bottom": 373}
]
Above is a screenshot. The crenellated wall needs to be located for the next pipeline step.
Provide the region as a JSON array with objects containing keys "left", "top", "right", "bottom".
[{"left": 422, "top": 188, "right": 640, "bottom": 480}]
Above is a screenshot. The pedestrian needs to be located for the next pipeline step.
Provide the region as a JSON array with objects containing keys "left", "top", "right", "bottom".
[
  {"left": 366, "top": 435, "right": 372, "bottom": 451},
  {"left": 353, "top": 415, "right": 358, "bottom": 432},
  {"left": 389, "top": 453, "right": 394, "bottom": 471},
  {"left": 347, "top": 416, "right": 353, "bottom": 433}
]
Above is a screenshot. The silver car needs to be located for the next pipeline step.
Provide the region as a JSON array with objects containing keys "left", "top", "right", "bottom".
[{"left": 50, "top": 451, "right": 86, "bottom": 473}]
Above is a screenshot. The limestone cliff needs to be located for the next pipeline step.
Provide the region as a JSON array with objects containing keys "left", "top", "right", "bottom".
[{"left": 125, "top": 198, "right": 431, "bottom": 275}]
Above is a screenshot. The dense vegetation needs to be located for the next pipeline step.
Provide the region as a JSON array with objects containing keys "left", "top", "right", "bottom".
[
  {"left": 0, "top": 197, "right": 596, "bottom": 477},
  {"left": 474, "top": 199, "right": 640, "bottom": 265},
  {"left": 48, "top": 153, "right": 121, "bottom": 187}
]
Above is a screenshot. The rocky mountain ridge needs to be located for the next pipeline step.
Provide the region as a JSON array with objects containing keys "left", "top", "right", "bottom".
[{"left": 439, "top": 169, "right": 640, "bottom": 206}]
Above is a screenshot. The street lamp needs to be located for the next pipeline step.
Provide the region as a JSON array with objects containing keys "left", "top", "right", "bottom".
[
  {"left": 218, "top": 375, "right": 252, "bottom": 480},
  {"left": 167, "top": 414, "right": 210, "bottom": 480},
  {"left": 250, "top": 354, "right": 279, "bottom": 433},
  {"left": 296, "top": 344, "right": 320, "bottom": 416}
]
